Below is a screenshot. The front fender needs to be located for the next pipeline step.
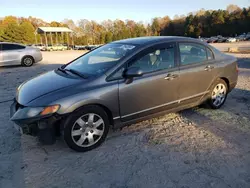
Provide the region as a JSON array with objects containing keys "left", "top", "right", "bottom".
[{"left": 54, "top": 82, "right": 119, "bottom": 118}]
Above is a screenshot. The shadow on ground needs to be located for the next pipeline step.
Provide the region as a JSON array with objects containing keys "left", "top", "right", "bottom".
[{"left": 237, "top": 57, "right": 250, "bottom": 69}]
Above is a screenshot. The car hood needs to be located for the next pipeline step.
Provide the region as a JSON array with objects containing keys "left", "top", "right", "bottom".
[{"left": 17, "top": 70, "right": 84, "bottom": 105}]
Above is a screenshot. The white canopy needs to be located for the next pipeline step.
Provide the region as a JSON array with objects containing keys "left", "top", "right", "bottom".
[{"left": 37, "top": 27, "right": 73, "bottom": 33}]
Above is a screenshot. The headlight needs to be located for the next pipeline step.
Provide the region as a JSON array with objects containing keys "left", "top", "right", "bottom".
[
  {"left": 11, "top": 105, "right": 60, "bottom": 121},
  {"left": 27, "top": 107, "right": 44, "bottom": 117},
  {"left": 40, "top": 105, "right": 60, "bottom": 116}
]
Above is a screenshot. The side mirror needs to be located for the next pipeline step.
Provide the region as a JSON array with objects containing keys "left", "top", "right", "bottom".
[{"left": 123, "top": 67, "right": 143, "bottom": 78}]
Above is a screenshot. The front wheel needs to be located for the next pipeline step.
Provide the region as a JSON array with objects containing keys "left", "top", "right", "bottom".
[
  {"left": 207, "top": 79, "right": 228, "bottom": 109},
  {"left": 63, "top": 106, "right": 110, "bottom": 152}
]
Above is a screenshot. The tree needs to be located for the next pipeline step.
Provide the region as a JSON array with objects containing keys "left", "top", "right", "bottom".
[
  {"left": 0, "top": 22, "right": 23, "bottom": 43},
  {"left": 227, "top": 4, "right": 241, "bottom": 14},
  {"left": 105, "top": 32, "right": 113, "bottom": 43},
  {"left": 1, "top": 5, "right": 250, "bottom": 44},
  {"left": 20, "top": 21, "right": 35, "bottom": 44},
  {"left": 151, "top": 18, "right": 160, "bottom": 36}
]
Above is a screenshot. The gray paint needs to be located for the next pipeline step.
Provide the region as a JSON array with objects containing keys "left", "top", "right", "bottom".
[{"left": 11, "top": 37, "right": 238, "bottom": 129}]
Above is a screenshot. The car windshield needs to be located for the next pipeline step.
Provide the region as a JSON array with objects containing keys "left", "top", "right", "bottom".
[{"left": 65, "top": 43, "right": 136, "bottom": 76}]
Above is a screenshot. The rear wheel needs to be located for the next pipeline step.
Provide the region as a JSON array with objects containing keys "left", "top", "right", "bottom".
[
  {"left": 63, "top": 106, "right": 110, "bottom": 152},
  {"left": 21, "top": 56, "right": 34, "bottom": 67},
  {"left": 207, "top": 79, "right": 228, "bottom": 109}
]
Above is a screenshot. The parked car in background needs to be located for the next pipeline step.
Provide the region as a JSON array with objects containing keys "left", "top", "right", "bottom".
[
  {"left": 246, "top": 33, "right": 250, "bottom": 40},
  {"left": 227, "top": 37, "right": 237, "bottom": 43},
  {"left": 0, "top": 42, "right": 42, "bottom": 67},
  {"left": 10, "top": 36, "right": 238, "bottom": 152},
  {"left": 207, "top": 37, "right": 218, "bottom": 43},
  {"left": 45, "top": 44, "right": 55, "bottom": 51},
  {"left": 45, "top": 44, "right": 67, "bottom": 51},
  {"left": 199, "top": 38, "right": 209, "bottom": 43},
  {"left": 56, "top": 44, "right": 68, "bottom": 51},
  {"left": 236, "top": 34, "right": 247, "bottom": 41},
  {"left": 216, "top": 35, "right": 227, "bottom": 43},
  {"left": 85, "top": 45, "right": 96, "bottom": 50},
  {"left": 32, "top": 44, "right": 46, "bottom": 51},
  {"left": 74, "top": 45, "right": 87, "bottom": 50}
]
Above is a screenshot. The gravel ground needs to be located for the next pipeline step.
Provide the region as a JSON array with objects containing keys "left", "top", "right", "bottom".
[{"left": 0, "top": 50, "right": 250, "bottom": 188}]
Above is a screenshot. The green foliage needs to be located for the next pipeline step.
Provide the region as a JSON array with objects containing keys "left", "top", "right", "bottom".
[
  {"left": 162, "top": 5, "right": 250, "bottom": 37},
  {"left": 20, "top": 21, "right": 35, "bottom": 44},
  {"left": 0, "top": 22, "right": 23, "bottom": 43},
  {"left": 1, "top": 5, "right": 250, "bottom": 45}
]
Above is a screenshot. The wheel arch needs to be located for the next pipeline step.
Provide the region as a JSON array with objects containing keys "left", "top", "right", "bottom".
[
  {"left": 219, "top": 77, "right": 230, "bottom": 90},
  {"left": 70, "top": 103, "right": 114, "bottom": 126}
]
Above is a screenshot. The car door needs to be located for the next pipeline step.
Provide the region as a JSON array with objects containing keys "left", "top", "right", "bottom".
[
  {"left": 177, "top": 42, "right": 217, "bottom": 105},
  {"left": 117, "top": 43, "right": 180, "bottom": 121},
  {"left": 2, "top": 43, "right": 24, "bottom": 65}
]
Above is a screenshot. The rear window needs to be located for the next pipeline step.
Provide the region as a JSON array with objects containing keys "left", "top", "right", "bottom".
[{"left": 179, "top": 43, "right": 207, "bottom": 65}]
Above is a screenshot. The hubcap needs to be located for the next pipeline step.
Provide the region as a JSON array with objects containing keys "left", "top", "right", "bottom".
[
  {"left": 71, "top": 113, "right": 105, "bottom": 147},
  {"left": 24, "top": 58, "right": 32, "bottom": 66},
  {"left": 212, "top": 83, "right": 226, "bottom": 106}
]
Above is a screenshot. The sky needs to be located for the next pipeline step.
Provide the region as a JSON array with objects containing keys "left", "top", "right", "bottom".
[{"left": 0, "top": 0, "right": 249, "bottom": 23}]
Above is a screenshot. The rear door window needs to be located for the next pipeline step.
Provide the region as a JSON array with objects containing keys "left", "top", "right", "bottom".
[
  {"left": 2, "top": 44, "right": 25, "bottom": 51},
  {"left": 179, "top": 43, "right": 207, "bottom": 65}
]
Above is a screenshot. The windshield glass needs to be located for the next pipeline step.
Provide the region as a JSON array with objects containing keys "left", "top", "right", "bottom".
[{"left": 65, "top": 43, "right": 136, "bottom": 76}]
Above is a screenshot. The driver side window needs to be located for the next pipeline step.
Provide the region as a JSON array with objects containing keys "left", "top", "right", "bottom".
[
  {"left": 128, "top": 44, "right": 175, "bottom": 73},
  {"left": 109, "top": 43, "right": 176, "bottom": 80}
]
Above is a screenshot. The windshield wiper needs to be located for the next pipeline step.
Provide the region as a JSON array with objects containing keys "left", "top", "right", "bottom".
[
  {"left": 57, "top": 67, "right": 67, "bottom": 73},
  {"left": 64, "top": 69, "right": 88, "bottom": 79},
  {"left": 57, "top": 67, "right": 88, "bottom": 79}
]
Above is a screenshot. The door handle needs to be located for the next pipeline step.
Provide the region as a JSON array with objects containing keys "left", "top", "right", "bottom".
[
  {"left": 204, "top": 65, "right": 214, "bottom": 71},
  {"left": 164, "top": 74, "right": 178, "bottom": 80}
]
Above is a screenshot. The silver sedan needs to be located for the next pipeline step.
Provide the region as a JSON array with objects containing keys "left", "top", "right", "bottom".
[{"left": 0, "top": 42, "right": 43, "bottom": 67}]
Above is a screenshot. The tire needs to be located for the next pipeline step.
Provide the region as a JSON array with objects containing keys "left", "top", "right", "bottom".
[
  {"left": 21, "top": 56, "right": 34, "bottom": 67},
  {"left": 207, "top": 79, "right": 228, "bottom": 109},
  {"left": 63, "top": 105, "right": 110, "bottom": 152}
]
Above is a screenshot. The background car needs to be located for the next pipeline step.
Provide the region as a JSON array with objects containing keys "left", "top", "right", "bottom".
[
  {"left": 227, "top": 37, "right": 237, "bottom": 43},
  {"left": 217, "top": 36, "right": 227, "bottom": 43},
  {"left": 45, "top": 44, "right": 68, "bottom": 51},
  {"left": 236, "top": 34, "right": 247, "bottom": 41},
  {"left": 74, "top": 45, "right": 87, "bottom": 50},
  {"left": 0, "top": 42, "right": 43, "bottom": 67},
  {"left": 207, "top": 37, "right": 218, "bottom": 43},
  {"left": 199, "top": 38, "right": 209, "bottom": 43},
  {"left": 32, "top": 44, "right": 46, "bottom": 51}
]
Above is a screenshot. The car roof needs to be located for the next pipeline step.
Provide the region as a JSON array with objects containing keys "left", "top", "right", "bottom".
[{"left": 112, "top": 36, "right": 202, "bottom": 45}]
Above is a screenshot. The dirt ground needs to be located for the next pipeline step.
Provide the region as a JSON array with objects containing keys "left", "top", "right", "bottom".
[{"left": 0, "top": 49, "right": 250, "bottom": 188}]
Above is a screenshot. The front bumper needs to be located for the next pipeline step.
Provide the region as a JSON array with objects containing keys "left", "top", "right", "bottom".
[{"left": 10, "top": 99, "right": 59, "bottom": 136}]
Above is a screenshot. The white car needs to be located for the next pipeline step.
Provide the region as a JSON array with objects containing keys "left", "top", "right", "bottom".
[
  {"left": 32, "top": 44, "right": 46, "bottom": 51},
  {"left": 227, "top": 38, "right": 237, "bottom": 43},
  {"left": 0, "top": 42, "right": 43, "bottom": 67}
]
